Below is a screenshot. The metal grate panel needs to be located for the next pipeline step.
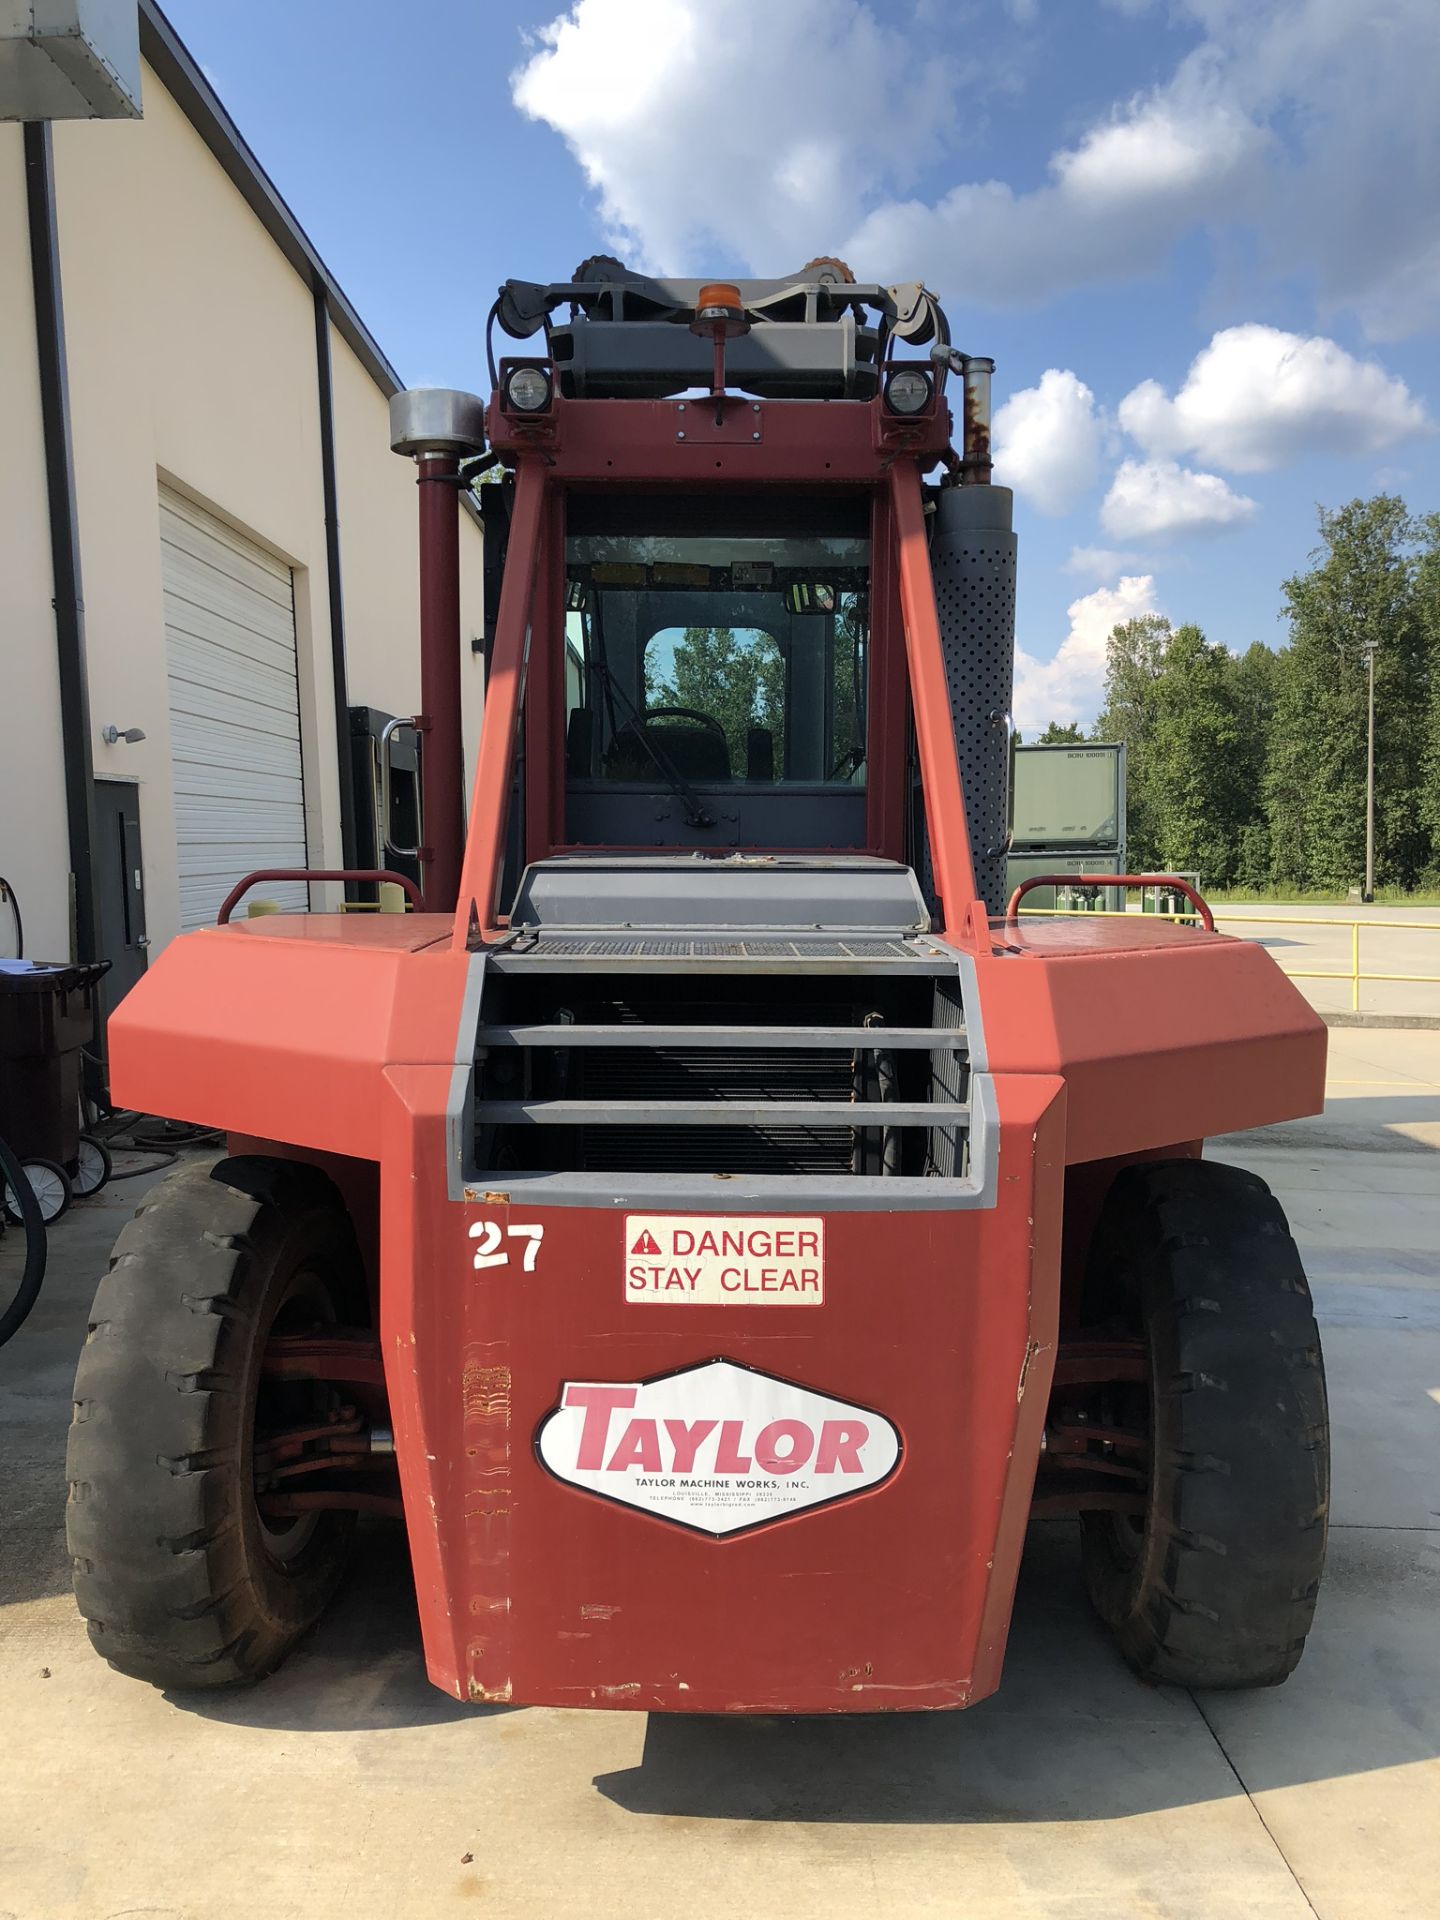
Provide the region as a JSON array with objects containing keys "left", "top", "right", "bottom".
[
  {"left": 491, "top": 938, "right": 955, "bottom": 975},
  {"left": 509, "top": 934, "right": 929, "bottom": 960}
]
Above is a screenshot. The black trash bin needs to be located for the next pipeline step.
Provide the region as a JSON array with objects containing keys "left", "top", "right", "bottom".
[{"left": 0, "top": 960, "right": 110, "bottom": 1172}]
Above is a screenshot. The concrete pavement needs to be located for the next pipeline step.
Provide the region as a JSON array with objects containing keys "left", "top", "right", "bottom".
[{"left": 1, "top": 1028, "right": 1436, "bottom": 1920}]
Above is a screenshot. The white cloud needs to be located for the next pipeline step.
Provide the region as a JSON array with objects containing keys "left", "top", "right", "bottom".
[
  {"left": 1014, "top": 576, "right": 1161, "bottom": 732},
  {"left": 846, "top": 3, "right": 1440, "bottom": 334},
  {"left": 991, "top": 371, "right": 1103, "bottom": 516},
  {"left": 512, "top": 0, "right": 962, "bottom": 273},
  {"left": 1216, "top": 0, "right": 1440, "bottom": 340},
  {"left": 843, "top": 88, "right": 1263, "bottom": 305},
  {"left": 1051, "top": 94, "right": 1258, "bottom": 213},
  {"left": 1065, "top": 544, "right": 1149, "bottom": 580},
  {"left": 1118, "top": 325, "right": 1430, "bottom": 472},
  {"left": 515, "top": 0, "right": 1440, "bottom": 339},
  {"left": 1100, "top": 459, "right": 1257, "bottom": 540}
]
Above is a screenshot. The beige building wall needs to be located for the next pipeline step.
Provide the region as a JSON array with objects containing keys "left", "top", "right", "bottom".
[
  {"left": 55, "top": 71, "right": 335, "bottom": 951},
  {"left": 0, "top": 60, "right": 484, "bottom": 968}
]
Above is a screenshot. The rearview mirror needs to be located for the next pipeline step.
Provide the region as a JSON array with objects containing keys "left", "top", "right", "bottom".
[{"left": 784, "top": 582, "right": 837, "bottom": 614}]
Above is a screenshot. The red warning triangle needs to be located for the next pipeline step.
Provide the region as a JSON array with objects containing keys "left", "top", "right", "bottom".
[{"left": 630, "top": 1229, "right": 662, "bottom": 1256}]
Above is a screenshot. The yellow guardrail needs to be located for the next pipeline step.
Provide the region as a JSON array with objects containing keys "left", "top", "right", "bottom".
[{"left": 1018, "top": 903, "right": 1440, "bottom": 1012}]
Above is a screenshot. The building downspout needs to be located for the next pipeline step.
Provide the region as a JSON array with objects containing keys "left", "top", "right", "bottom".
[
  {"left": 24, "top": 123, "right": 102, "bottom": 1009},
  {"left": 312, "top": 282, "right": 358, "bottom": 872}
]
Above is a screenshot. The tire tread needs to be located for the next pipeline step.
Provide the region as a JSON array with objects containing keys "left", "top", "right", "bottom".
[
  {"left": 66, "top": 1156, "right": 360, "bottom": 1692},
  {"left": 1080, "top": 1157, "right": 1330, "bottom": 1690}
]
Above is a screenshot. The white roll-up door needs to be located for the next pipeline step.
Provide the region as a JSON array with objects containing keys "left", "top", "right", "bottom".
[{"left": 160, "top": 488, "right": 308, "bottom": 930}]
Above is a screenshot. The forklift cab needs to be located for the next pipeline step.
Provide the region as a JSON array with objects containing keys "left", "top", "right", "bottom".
[{"left": 452, "top": 260, "right": 1013, "bottom": 933}]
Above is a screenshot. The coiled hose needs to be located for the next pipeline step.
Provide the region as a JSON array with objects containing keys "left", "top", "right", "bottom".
[{"left": 0, "top": 1129, "right": 47, "bottom": 1348}]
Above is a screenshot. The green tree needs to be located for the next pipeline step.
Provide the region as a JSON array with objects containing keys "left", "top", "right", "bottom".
[
  {"left": 1265, "top": 497, "right": 1428, "bottom": 889},
  {"left": 1094, "top": 613, "right": 1171, "bottom": 867},
  {"left": 1035, "top": 721, "right": 1085, "bottom": 743},
  {"left": 1415, "top": 512, "right": 1440, "bottom": 874},
  {"left": 830, "top": 596, "right": 867, "bottom": 774},
  {"left": 1148, "top": 624, "right": 1246, "bottom": 884},
  {"left": 1227, "top": 642, "right": 1281, "bottom": 886},
  {"left": 646, "top": 626, "right": 785, "bottom": 776}
]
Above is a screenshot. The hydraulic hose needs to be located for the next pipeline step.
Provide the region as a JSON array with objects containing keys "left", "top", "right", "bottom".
[
  {"left": 87, "top": 1111, "right": 222, "bottom": 1180},
  {"left": 0, "top": 1129, "right": 47, "bottom": 1348}
]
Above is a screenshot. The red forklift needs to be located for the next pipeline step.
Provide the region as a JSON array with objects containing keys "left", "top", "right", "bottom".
[{"left": 70, "top": 260, "right": 1328, "bottom": 1709}]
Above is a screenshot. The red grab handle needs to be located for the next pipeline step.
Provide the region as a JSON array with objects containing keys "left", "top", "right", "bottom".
[
  {"left": 216, "top": 869, "right": 423, "bottom": 924},
  {"left": 1004, "top": 873, "right": 1215, "bottom": 933}
]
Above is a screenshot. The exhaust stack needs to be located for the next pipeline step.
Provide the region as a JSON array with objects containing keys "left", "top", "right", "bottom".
[
  {"left": 961, "top": 356, "right": 994, "bottom": 484},
  {"left": 389, "top": 388, "right": 486, "bottom": 911}
]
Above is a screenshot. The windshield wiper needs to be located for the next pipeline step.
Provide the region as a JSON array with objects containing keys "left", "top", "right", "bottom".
[{"left": 584, "top": 624, "right": 715, "bottom": 829}]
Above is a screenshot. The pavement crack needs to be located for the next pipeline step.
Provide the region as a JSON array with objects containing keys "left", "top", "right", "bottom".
[
  {"left": 1187, "top": 1688, "right": 1324, "bottom": 1919},
  {"left": 1327, "top": 1522, "right": 1440, "bottom": 1532}
]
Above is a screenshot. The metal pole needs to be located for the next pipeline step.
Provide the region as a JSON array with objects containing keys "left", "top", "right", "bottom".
[
  {"left": 888, "top": 463, "right": 980, "bottom": 925},
  {"left": 453, "top": 459, "right": 546, "bottom": 942},
  {"left": 1363, "top": 644, "right": 1376, "bottom": 905},
  {"left": 416, "top": 453, "right": 465, "bottom": 911},
  {"left": 1352, "top": 921, "right": 1361, "bottom": 1013},
  {"left": 389, "top": 389, "right": 484, "bottom": 917},
  {"left": 312, "top": 283, "right": 358, "bottom": 874},
  {"left": 25, "top": 121, "right": 105, "bottom": 1103}
]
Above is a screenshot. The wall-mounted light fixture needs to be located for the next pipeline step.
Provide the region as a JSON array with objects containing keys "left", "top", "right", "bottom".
[{"left": 101, "top": 725, "right": 146, "bottom": 745}]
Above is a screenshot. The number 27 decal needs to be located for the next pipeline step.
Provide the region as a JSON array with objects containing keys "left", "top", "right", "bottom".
[{"left": 469, "top": 1221, "right": 545, "bottom": 1272}]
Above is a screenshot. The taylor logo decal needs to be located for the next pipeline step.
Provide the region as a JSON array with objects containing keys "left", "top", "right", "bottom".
[{"left": 535, "top": 1359, "right": 900, "bottom": 1535}]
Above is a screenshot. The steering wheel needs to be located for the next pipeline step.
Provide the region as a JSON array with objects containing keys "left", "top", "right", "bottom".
[{"left": 642, "top": 706, "right": 727, "bottom": 737}]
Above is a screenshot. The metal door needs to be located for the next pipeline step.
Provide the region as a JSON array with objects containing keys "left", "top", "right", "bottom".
[
  {"left": 94, "top": 778, "right": 148, "bottom": 1022},
  {"left": 159, "top": 488, "right": 307, "bottom": 928}
]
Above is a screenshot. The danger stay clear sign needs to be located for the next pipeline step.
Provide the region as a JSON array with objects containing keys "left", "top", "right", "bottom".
[{"left": 624, "top": 1214, "right": 825, "bottom": 1305}]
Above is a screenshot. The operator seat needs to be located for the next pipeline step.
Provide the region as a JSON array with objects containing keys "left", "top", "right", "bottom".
[{"left": 605, "top": 717, "right": 733, "bottom": 782}]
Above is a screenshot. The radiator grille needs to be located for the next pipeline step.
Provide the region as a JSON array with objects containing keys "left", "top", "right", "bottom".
[
  {"left": 579, "top": 1045, "right": 853, "bottom": 1101},
  {"left": 579, "top": 1125, "right": 856, "bottom": 1175},
  {"left": 573, "top": 1045, "right": 858, "bottom": 1173},
  {"left": 472, "top": 974, "right": 971, "bottom": 1183}
]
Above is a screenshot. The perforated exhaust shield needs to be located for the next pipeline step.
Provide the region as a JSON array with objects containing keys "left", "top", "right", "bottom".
[{"left": 930, "top": 486, "right": 1017, "bottom": 918}]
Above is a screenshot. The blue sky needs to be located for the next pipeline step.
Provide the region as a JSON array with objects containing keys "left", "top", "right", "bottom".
[{"left": 161, "top": 0, "right": 1440, "bottom": 729}]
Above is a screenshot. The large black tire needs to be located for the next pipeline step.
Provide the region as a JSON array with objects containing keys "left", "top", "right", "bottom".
[
  {"left": 67, "top": 1156, "right": 366, "bottom": 1690},
  {"left": 1080, "top": 1158, "right": 1329, "bottom": 1689}
]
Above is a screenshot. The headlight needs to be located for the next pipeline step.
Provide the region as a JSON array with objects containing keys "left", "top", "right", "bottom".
[
  {"left": 884, "top": 368, "right": 932, "bottom": 415},
  {"left": 505, "top": 366, "right": 552, "bottom": 413}
]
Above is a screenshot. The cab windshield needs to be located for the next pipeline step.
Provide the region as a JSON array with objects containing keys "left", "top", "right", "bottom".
[{"left": 561, "top": 499, "right": 870, "bottom": 849}]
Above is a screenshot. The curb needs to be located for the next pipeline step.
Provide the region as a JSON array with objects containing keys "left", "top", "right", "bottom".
[{"left": 1323, "top": 1011, "right": 1440, "bottom": 1031}]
